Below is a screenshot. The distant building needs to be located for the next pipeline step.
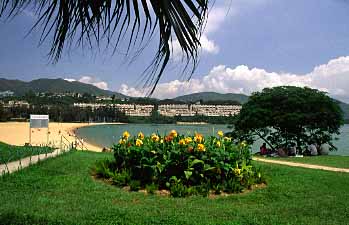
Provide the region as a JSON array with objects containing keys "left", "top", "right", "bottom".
[
  {"left": 115, "top": 104, "right": 154, "bottom": 117},
  {"left": 0, "top": 90, "right": 14, "bottom": 98},
  {"left": 158, "top": 104, "right": 241, "bottom": 117},
  {"left": 158, "top": 104, "right": 195, "bottom": 117},
  {"left": 96, "top": 96, "right": 113, "bottom": 101},
  {"left": 6, "top": 100, "right": 30, "bottom": 108},
  {"left": 73, "top": 103, "right": 106, "bottom": 110},
  {"left": 73, "top": 102, "right": 241, "bottom": 117}
]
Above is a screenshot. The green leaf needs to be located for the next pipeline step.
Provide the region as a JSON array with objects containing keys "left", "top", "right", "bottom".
[
  {"left": 190, "top": 159, "right": 204, "bottom": 168},
  {"left": 184, "top": 171, "right": 193, "bottom": 179},
  {"left": 204, "top": 165, "right": 216, "bottom": 172}
]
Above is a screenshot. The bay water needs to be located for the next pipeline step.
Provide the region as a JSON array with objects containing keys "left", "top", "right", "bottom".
[{"left": 76, "top": 124, "right": 349, "bottom": 156}]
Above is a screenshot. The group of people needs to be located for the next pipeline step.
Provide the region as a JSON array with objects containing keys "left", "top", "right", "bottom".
[{"left": 259, "top": 142, "right": 330, "bottom": 157}]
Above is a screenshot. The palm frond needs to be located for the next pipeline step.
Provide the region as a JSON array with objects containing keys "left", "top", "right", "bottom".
[{"left": 0, "top": 0, "right": 209, "bottom": 96}]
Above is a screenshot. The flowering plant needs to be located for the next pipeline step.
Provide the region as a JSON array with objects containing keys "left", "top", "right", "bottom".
[{"left": 107, "top": 130, "right": 264, "bottom": 197}]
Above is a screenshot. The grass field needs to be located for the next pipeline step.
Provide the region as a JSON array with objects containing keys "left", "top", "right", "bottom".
[
  {"left": 255, "top": 155, "right": 349, "bottom": 169},
  {"left": 0, "top": 151, "right": 348, "bottom": 225},
  {"left": 0, "top": 142, "right": 53, "bottom": 164}
]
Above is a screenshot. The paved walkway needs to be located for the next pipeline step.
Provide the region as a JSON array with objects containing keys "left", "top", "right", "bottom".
[
  {"left": 0, "top": 149, "right": 63, "bottom": 175},
  {"left": 253, "top": 157, "right": 349, "bottom": 173}
]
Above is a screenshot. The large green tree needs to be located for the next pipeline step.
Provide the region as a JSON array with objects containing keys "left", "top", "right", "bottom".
[
  {"left": 233, "top": 86, "right": 344, "bottom": 152},
  {"left": 0, "top": 0, "right": 209, "bottom": 95}
]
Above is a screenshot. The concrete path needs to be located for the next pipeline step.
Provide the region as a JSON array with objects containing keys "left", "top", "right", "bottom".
[
  {"left": 0, "top": 149, "right": 64, "bottom": 175},
  {"left": 253, "top": 157, "right": 349, "bottom": 173}
]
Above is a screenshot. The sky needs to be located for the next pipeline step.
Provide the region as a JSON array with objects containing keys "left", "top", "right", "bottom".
[{"left": 1, "top": 0, "right": 349, "bottom": 103}]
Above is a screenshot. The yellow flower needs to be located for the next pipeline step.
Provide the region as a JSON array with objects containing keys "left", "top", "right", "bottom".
[
  {"left": 241, "top": 141, "right": 247, "bottom": 148},
  {"left": 151, "top": 150, "right": 157, "bottom": 154},
  {"left": 234, "top": 168, "right": 241, "bottom": 176},
  {"left": 178, "top": 139, "right": 186, "bottom": 145},
  {"left": 194, "top": 133, "right": 204, "bottom": 143},
  {"left": 185, "top": 137, "right": 193, "bottom": 144},
  {"left": 135, "top": 139, "right": 143, "bottom": 147},
  {"left": 123, "top": 131, "right": 130, "bottom": 139},
  {"left": 224, "top": 137, "right": 232, "bottom": 142},
  {"left": 118, "top": 139, "right": 126, "bottom": 145},
  {"left": 197, "top": 143, "right": 206, "bottom": 152},
  {"left": 138, "top": 132, "right": 144, "bottom": 140},
  {"left": 151, "top": 133, "right": 160, "bottom": 142},
  {"left": 217, "top": 130, "right": 224, "bottom": 137},
  {"left": 216, "top": 141, "right": 221, "bottom": 147},
  {"left": 169, "top": 130, "right": 178, "bottom": 138}
]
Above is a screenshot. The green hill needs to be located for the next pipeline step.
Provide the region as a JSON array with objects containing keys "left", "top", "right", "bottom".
[
  {"left": 0, "top": 78, "right": 126, "bottom": 98},
  {"left": 173, "top": 92, "right": 249, "bottom": 104}
]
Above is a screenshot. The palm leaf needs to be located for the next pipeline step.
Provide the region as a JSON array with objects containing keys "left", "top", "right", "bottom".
[{"left": 0, "top": 0, "right": 209, "bottom": 96}]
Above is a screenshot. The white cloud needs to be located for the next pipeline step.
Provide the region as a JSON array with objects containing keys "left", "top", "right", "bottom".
[
  {"left": 171, "top": 35, "right": 219, "bottom": 61},
  {"left": 205, "top": 6, "right": 233, "bottom": 34},
  {"left": 119, "top": 56, "right": 349, "bottom": 103},
  {"left": 200, "top": 35, "right": 220, "bottom": 54},
  {"left": 65, "top": 76, "right": 109, "bottom": 90},
  {"left": 170, "top": 5, "right": 229, "bottom": 61},
  {"left": 64, "top": 78, "right": 76, "bottom": 82}
]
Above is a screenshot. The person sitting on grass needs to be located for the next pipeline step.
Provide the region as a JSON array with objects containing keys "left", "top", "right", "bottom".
[
  {"left": 260, "top": 143, "right": 268, "bottom": 155},
  {"left": 288, "top": 143, "right": 297, "bottom": 156},
  {"left": 308, "top": 143, "right": 318, "bottom": 156}
]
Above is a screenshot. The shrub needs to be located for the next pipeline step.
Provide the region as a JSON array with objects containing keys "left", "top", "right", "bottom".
[
  {"left": 92, "top": 159, "right": 114, "bottom": 179},
  {"left": 145, "top": 183, "right": 158, "bottom": 194},
  {"left": 129, "top": 180, "right": 141, "bottom": 192},
  {"left": 111, "top": 170, "right": 131, "bottom": 187},
  {"left": 105, "top": 130, "right": 265, "bottom": 197}
]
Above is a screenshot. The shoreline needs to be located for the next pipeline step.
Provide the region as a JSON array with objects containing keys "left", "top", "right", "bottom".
[
  {"left": 68, "top": 122, "right": 126, "bottom": 151},
  {"left": 0, "top": 122, "right": 125, "bottom": 152},
  {"left": 176, "top": 122, "right": 209, "bottom": 125}
]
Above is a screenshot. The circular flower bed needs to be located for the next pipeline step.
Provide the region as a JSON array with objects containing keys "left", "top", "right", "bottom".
[{"left": 92, "top": 130, "right": 265, "bottom": 197}]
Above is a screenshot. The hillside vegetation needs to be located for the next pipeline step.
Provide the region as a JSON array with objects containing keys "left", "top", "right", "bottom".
[
  {"left": 173, "top": 92, "right": 249, "bottom": 104},
  {"left": 0, "top": 78, "right": 126, "bottom": 98}
]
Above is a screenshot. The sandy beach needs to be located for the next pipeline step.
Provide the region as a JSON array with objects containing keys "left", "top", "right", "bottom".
[{"left": 0, "top": 122, "right": 122, "bottom": 152}]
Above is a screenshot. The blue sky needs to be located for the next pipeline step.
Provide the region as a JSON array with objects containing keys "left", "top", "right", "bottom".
[{"left": 1, "top": 0, "right": 349, "bottom": 102}]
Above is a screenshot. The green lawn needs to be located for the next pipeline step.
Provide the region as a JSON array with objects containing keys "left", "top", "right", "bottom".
[
  {"left": 0, "top": 142, "right": 53, "bottom": 164},
  {"left": 256, "top": 155, "right": 349, "bottom": 169},
  {"left": 0, "top": 151, "right": 348, "bottom": 225}
]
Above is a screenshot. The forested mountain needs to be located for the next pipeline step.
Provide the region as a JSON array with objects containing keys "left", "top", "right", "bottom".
[
  {"left": 173, "top": 92, "right": 249, "bottom": 104},
  {"left": 0, "top": 78, "right": 126, "bottom": 98}
]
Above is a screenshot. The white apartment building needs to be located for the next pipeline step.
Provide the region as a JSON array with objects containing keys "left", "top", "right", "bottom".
[
  {"left": 119, "top": 104, "right": 154, "bottom": 117},
  {"left": 158, "top": 104, "right": 195, "bottom": 117},
  {"left": 73, "top": 103, "right": 107, "bottom": 110},
  {"left": 0, "top": 90, "right": 14, "bottom": 98},
  {"left": 73, "top": 103, "right": 241, "bottom": 117},
  {"left": 6, "top": 100, "right": 30, "bottom": 108},
  {"left": 158, "top": 104, "right": 242, "bottom": 117},
  {"left": 73, "top": 103, "right": 154, "bottom": 116}
]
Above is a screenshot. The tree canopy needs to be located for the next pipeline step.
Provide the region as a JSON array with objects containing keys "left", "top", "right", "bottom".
[
  {"left": 0, "top": 0, "right": 209, "bottom": 95},
  {"left": 233, "top": 86, "right": 344, "bottom": 152}
]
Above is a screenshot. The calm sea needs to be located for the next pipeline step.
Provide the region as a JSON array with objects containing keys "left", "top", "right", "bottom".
[{"left": 76, "top": 124, "right": 349, "bottom": 156}]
